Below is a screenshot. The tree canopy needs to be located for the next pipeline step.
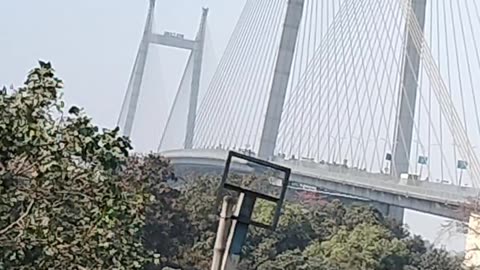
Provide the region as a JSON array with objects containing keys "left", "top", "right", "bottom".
[
  {"left": 0, "top": 62, "right": 154, "bottom": 269},
  {"left": 160, "top": 174, "right": 467, "bottom": 270},
  {"left": 0, "top": 63, "right": 469, "bottom": 269}
]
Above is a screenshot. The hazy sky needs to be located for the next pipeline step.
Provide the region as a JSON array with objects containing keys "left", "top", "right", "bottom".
[
  {"left": 0, "top": 0, "right": 245, "bottom": 131},
  {"left": 0, "top": 0, "right": 468, "bottom": 251}
]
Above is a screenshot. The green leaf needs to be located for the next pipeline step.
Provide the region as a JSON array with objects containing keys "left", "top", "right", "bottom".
[{"left": 68, "top": 106, "right": 80, "bottom": 116}]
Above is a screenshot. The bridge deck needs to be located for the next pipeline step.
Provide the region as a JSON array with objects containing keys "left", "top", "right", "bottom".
[{"left": 161, "top": 149, "right": 479, "bottom": 220}]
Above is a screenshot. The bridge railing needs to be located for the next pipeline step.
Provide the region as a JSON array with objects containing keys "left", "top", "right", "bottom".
[
  {"left": 162, "top": 149, "right": 479, "bottom": 204},
  {"left": 277, "top": 159, "right": 477, "bottom": 204}
]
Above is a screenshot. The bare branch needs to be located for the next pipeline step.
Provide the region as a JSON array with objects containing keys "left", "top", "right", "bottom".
[{"left": 0, "top": 200, "right": 34, "bottom": 235}]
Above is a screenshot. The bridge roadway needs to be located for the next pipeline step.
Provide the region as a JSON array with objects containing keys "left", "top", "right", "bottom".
[{"left": 161, "top": 149, "right": 480, "bottom": 221}]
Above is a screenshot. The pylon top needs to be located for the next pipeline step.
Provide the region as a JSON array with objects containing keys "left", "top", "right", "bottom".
[{"left": 149, "top": 0, "right": 156, "bottom": 8}]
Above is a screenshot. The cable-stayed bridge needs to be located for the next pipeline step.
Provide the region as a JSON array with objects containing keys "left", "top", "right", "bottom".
[{"left": 118, "top": 0, "right": 480, "bottom": 224}]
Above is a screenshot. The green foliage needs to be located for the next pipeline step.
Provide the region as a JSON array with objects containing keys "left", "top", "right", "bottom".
[
  {"left": 0, "top": 63, "right": 466, "bottom": 270},
  {"left": 0, "top": 62, "right": 153, "bottom": 269},
  {"left": 311, "top": 224, "right": 408, "bottom": 269},
  {"left": 153, "top": 175, "right": 466, "bottom": 270}
]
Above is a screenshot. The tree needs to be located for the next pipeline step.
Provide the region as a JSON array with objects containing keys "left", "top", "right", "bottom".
[
  {"left": 0, "top": 62, "right": 154, "bottom": 269},
  {"left": 407, "top": 247, "right": 465, "bottom": 270},
  {"left": 155, "top": 173, "right": 466, "bottom": 270},
  {"left": 309, "top": 224, "right": 409, "bottom": 270},
  {"left": 1, "top": 63, "right": 466, "bottom": 270}
]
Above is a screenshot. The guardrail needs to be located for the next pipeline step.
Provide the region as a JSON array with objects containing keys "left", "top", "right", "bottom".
[{"left": 162, "top": 149, "right": 479, "bottom": 205}]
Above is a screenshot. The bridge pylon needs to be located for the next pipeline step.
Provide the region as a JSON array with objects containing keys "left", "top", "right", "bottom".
[
  {"left": 258, "top": 0, "right": 306, "bottom": 159},
  {"left": 392, "top": 0, "right": 427, "bottom": 179},
  {"left": 118, "top": 0, "right": 208, "bottom": 149},
  {"left": 389, "top": 0, "right": 427, "bottom": 223}
]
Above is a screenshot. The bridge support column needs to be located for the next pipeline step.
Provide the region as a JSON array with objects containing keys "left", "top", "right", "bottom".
[
  {"left": 118, "top": 0, "right": 156, "bottom": 137},
  {"left": 371, "top": 202, "right": 404, "bottom": 224},
  {"left": 258, "top": 0, "right": 305, "bottom": 159},
  {"left": 466, "top": 213, "right": 480, "bottom": 267},
  {"left": 386, "top": 205, "right": 404, "bottom": 224},
  {"left": 185, "top": 8, "right": 208, "bottom": 149},
  {"left": 390, "top": 0, "right": 427, "bottom": 223}
]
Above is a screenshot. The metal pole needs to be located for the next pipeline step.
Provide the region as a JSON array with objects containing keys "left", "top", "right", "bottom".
[
  {"left": 221, "top": 193, "right": 256, "bottom": 270},
  {"left": 459, "top": 169, "right": 464, "bottom": 187},
  {"left": 211, "top": 196, "right": 234, "bottom": 270}
]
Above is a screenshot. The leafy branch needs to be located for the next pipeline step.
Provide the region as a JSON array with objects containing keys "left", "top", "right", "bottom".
[{"left": 0, "top": 200, "right": 34, "bottom": 235}]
